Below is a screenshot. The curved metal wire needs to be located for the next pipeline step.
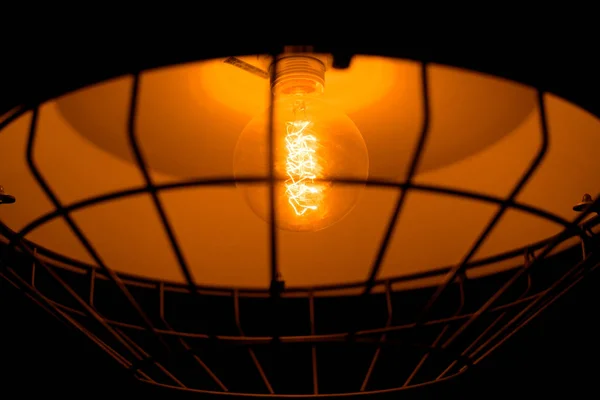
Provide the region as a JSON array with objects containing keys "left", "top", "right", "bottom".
[
  {"left": 12, "top": 178, "right": 580, "bottom": 250},
  {"left": 418, "top": 90, "right": 550, "bottom": 325},
  {"left": 361, "top": 62, "right": 431, "bottom": 297},
  {"left": 23, "top": 289, "right": 553, "bottom": 338},
  {"left": 127, "top": 73, "right": 198, "bottom": 297},
  {"left": 439, "top": 197, "right": 598, "bottom": 351},
  {"left": 0, "top": 55, "right": 599, "bottom": 397},
  {"left": 24, "top": 107, "right": 172, "bottom": 354},
  {"left": 436, "top": 253, "right": 533, "bottom": 379},
  {"left": 135, "top": 369, "right": 465, "bottom": 399},
  {"left": 1, "top": 179, "right": 589, "bottom": 301}
]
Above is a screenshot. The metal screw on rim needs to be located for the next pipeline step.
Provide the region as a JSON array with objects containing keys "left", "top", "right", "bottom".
[{"left": 0, "top": 185, "right": 16, "bottom": 205}]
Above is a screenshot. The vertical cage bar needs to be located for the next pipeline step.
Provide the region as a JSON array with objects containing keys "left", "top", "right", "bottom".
[
  {"left": 419, "top": 90, "right": 550, "bottom": 322},
  {"left": 437, "top": 260, "right": 532, "bottom": 380},
  {"left": 267, "top": 53, "right": 281, "bottom": 298},
  {"left": 158, "top": 283, "right": 228, "bottom": 392},
  {"left": 22, "top": 106, "right": 170, "bottom": 352},
  {"left": 31, "top": 247, "right": 37, "bottom": 286},
  {"left": 309, "top": 291, "right": 318, "bottom": 394},
  {"left": 126, "top": 73, "right": 199, "bottom": 297},
  {"left": 88, "top": 268, "right": 96, "bottom": 306},
  {"left": 360, "top": 280, "right": 393, "bottom": 391},
  {"left": 404, "top": 277, "right": 465, "bottom": 387},
  {"left": 233, "top": 290, "right": 274, "bottom": 394},
  {"left": 159, "top": 282, "right": 165, "bottom": 320},
  {"left": 362, "top": 62, "right": 431, "bottom": 296}
]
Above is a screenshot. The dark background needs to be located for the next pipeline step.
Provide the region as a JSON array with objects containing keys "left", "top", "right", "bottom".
[{"left": 1, "top": 36, "right": 599, "bottom": 397}]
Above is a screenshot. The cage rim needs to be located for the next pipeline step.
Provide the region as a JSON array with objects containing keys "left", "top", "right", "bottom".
[{"left": 0, "top": 206, "right": 596, "bottom": 298}]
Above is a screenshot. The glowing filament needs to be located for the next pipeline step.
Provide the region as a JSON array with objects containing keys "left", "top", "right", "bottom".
[{"left": 284, "top": 120, "right": 323, "bottom": 215}]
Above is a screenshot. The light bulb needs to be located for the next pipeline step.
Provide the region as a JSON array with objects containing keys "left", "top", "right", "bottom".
[{"left": 233, "top": 55, "right": 369, "bottom": 232}]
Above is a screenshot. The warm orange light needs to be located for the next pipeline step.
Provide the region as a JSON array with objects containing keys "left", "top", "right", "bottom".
[{"left": 283, "top": 101, "right": 329, "bottom": 216}]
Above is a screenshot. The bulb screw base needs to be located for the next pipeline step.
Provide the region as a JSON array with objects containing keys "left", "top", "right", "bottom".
[{"left": 270, "top": 55, "right": 325, "bottom": 96}]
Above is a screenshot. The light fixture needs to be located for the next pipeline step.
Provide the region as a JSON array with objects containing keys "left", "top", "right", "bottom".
[
  {"left": 0, "top": 46, "right": 599, "bottom": 397},
  {"left": 233, "top": 52, "right": 369, "bottom": 232}
]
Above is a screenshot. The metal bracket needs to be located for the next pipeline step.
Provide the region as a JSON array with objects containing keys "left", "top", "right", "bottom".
[
  {"left": 573, "top": 193, "right": 599, "bottom": 214},
  {"left": 331, "top": 52, "right": 354, "bottom": 69},
  {"left": 269, "top": 273, "right": 285, "bottom": 297},
  {"left": 0, "top": 185, "right": 15, "bottom": 204}
]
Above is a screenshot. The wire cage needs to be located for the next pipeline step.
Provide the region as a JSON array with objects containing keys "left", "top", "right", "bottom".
[{"left": 1, "top": 48, "right": 599, "bottom": 397}]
